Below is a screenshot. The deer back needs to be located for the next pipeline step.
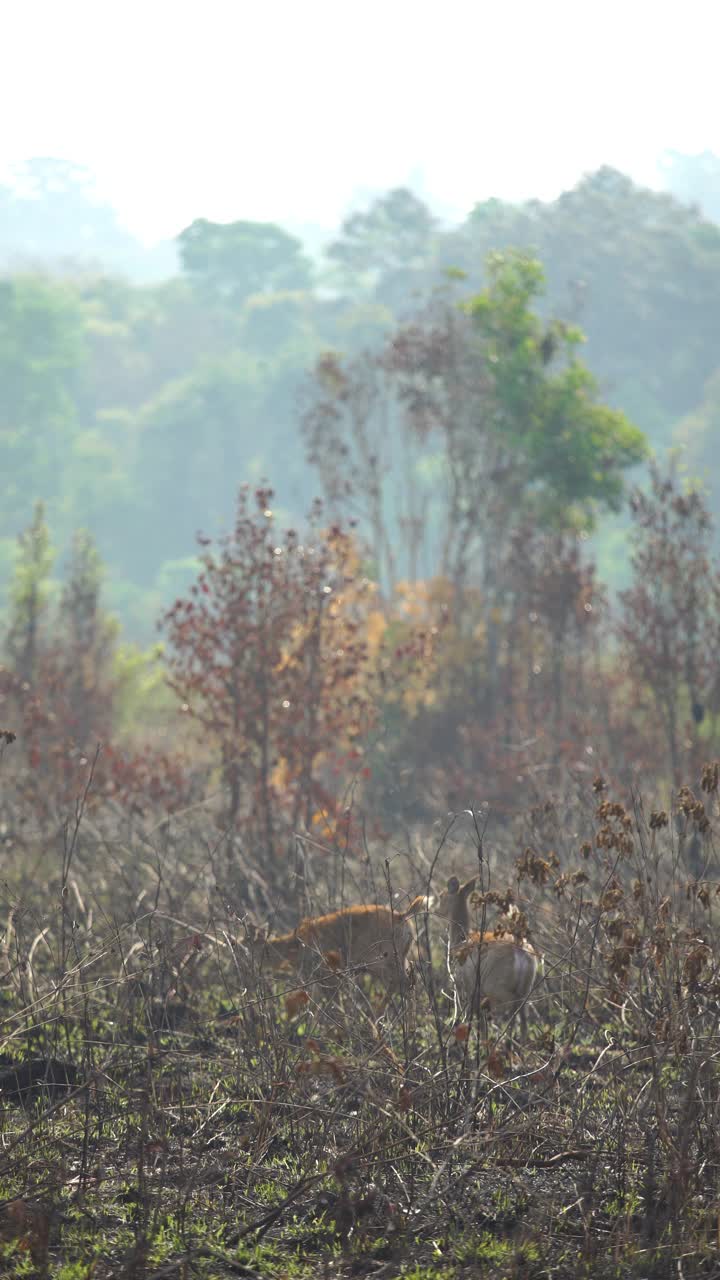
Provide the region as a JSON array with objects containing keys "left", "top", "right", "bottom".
[
  {"left": 438, "top": 876, "right": 539, "bottom": 1011},
  {"left": 252, "top": 898, "right": 428, "bottom": 978},
  {"left": 453, "top": 931, "right": 539, "bottom": 1011}
]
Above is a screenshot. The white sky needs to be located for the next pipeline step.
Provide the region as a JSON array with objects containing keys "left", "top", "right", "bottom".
[{"left": 2, "top": 0, "right": 718, "bottom": 243}]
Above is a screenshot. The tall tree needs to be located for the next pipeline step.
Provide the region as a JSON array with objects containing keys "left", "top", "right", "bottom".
[
  {"left": 58, "top": 529, "right": 117, "bottom": 747},
  {"left": 5, "top": 501, "right": 55, "bottom": 682},
  {"left": 178, "top": 218, "right": 313, "bottom": 306},
  {"left": 160, "top": 486, "right": 380, "bottom": 853},
  {"left": 305, "top": 252, "right": 646, "bottom": 597},
  {"left": 326, "top": 188, "right": 437, "bottom": 307},
  {"left": 0, "top": 276, "right": 84, "bottom": 535},
  {"left": 440, "top": 167, "right": 720, "bottom": 426},
  {"left": 135, "top": 355, "right": 264, "bottom": 566},
  {"left": 673, "top": 368, "right": 720, "bottom": 547},
  {"left": 462, "top": 252, "right": 647, "bottom": 524}
]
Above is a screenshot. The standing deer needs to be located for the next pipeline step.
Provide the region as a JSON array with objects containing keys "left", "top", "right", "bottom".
[
  {"left": 248, "top": 895, "right": 432, "bottom": 995},
  {"left": 436, "top": 876, "right": 539, "bottom": 1037}
]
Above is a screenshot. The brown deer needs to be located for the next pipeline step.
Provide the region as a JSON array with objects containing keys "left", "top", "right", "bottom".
[
  {"left": 249, "top": 895, "right": 432, "bottom": 995},
  {"left": 436, "top": 876, "right": 539, "bottom": 1037}
]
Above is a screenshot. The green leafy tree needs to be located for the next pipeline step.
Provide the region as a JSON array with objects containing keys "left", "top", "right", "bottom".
[
  {"left": 463, "top": 252, "right": 648, "bottom": 526},
  {"left": 58, "top": 529, "right": 118, "bottom": 746},
  {"left": 0, "top": 277, "right": 84, "bottom": 534},
  {"left": 307, "top": 251, "right": 646, "bottom": 713},
  {"left": 447, "top": 251, "right": 645, "bottom": 702},
  {"left": 440, "top": 167, "right": 720, "bottom": 427},
  {"left": 178, "top": 218, "right": 313, "bottom": 306},
  {"left": 134, "top": 355, "right": 264, "bottom": 566},
  {"left": 5, "top": 501, "right": 55, "bottom": 681},
  {"left": 326, "top": 187, "right": 437, "bottom": 306},
  {"left": 240, "top": 290, "right": 313, "bottom": 354},
  {"left": 307, "top": 251, "right": 646, "bottom": 593},
  {"left": 673, "top": 369, "right": 720, "bottom": 543}
]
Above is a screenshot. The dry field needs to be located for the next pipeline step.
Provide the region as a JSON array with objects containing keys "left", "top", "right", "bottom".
[{"left": 1, "top": 781, "right": 719, "bottom": 1279}]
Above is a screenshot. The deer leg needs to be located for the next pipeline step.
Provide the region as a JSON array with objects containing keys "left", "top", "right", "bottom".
[{"left": 519, "top": 1001, "right": 528, "bottom": 1041}]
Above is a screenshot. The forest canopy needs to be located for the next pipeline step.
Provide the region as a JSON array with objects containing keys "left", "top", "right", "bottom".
[{"left": 1, "top": 155, "right": 719, "bottom": 644}]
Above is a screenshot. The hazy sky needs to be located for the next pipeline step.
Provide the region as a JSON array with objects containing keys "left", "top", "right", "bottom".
[{"left": 3, "top": 0, "right": 717, "bottom": 242}]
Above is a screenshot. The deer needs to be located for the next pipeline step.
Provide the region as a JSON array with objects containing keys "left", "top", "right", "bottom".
[
  {"left": 247, "top": 895, "right": 433, "bottom": 996},
  {"left": 436, "top": 875, "right": 540, "bottom": 1038}
]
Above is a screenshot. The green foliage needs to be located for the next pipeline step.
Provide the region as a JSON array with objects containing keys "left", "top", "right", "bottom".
[
  {"left": 63, "top": 427, "right": 133, "bottom": 534},
  {"left": 327, "top": 187, "right": 437, "bottom": 306},
  {"left": 464, "top": 252, "right": 648, "bottom": 527},
  {"left": 59, "top": 531, "right": 119, "bottom": 741},
  {"left": 240, "top": 290, "right": 313, "bottom": 353},
  {"left": 444, "top": 166, "right": 720, "bottom": 428},
  {"left": 328, "top": 187, "right": 436, "bottom": 276},
  {"left": 179, "top": 217, "right": 314, "bottom": 305},
  {"left": 7, "top": 501, "right": 55, "bottom": 613},
  {"left": 112, "top": 642, "right": 172, "bottom": 734},
  {"left": 0, "top": 276, "right": 84, "bottom": 532},
  {"left": 330, "top": 299, "right": 395, "bottom": 349},
  {"left": 136, "top": 355, "right": 265, "bottom": 564},
  {"left": 673, "top": 367, "right": 720, "bottom": 545},
  {"left": 5, "top": 501, "right": 55, "bottom": 678}
]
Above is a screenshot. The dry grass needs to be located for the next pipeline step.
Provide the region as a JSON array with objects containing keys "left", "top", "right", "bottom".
[{"left": 1, "top": 782, "right": 719, "bottom": 1278}]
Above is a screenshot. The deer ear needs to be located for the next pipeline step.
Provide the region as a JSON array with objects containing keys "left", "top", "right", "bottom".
[
  {"left": 461, "top": 877, "right": 477, "bottom": 897},
  {"left": 446, "top": 876, "right": 460, "bottom": 894}
]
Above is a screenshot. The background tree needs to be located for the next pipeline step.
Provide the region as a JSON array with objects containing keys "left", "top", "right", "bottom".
[
  {"left": 502, "top": 522, "right": 604, "bottom": 755},
  {"left": 306, "top": 252, "right": 646, "bottom": 623},
  {"left": 462, "top": 252, "right": 647, "bottom": 522},
  {"left": 439, "top": 167, "right": 720, "bottom": 428},
  {"left": 58, "top": 529, "right": 117, "bottom": 747},
  {"left": 0, "top": 276, "right": 84, "bottom": 536},
  {"left": 672, "top": 368, "right": 720, "bottom": 551},
  {"left": 2, "top": 162, "right": 720, "bottom": 651},
  {"left": 304, "top": 253, "right": 647, "bottom": 815},
  {"left": 302, "top": 348, "right": 432, "bottom": 594},
  {"left": 5, "top": 501, "right": 55, "bottom": 682},
  {"left": 2, "top": 515, "right": 119, "bottom": 820},
  {"left": 178, "top": 218, "right": 314, "bottom": 307},
  {"left": 618, "top": 462, "right": 720, "bottom": 785},
  {"left": 326, "top": 187, "right": 437, "bottom": 308},
  {"left": 135, "top": 356, "right": 264, "bottom": 564}
]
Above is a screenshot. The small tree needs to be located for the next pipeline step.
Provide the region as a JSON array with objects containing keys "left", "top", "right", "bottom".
[
  {"left": 302, "top": 349, "right": 431, "bottom": 595},
  {"left": 618, "top": 462, "right": 720, "bottom": 785},
  {"left": 326, "top": 187, "right": 437, "bottom": 306},
  {"left": 2, "top": 520, "right": 120, "bottom": 820},
  {"left": 58, "top": 529, "right": 117, "bottom": 747},
  {"left": 160, "top": 486, "right": 381, "bottom": 857},
  {"left": 5, "top": 501, "right": 55, "bottom": 681},
  {"left": 503, "top": 522, "right": 604, "bottom": 756}
]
